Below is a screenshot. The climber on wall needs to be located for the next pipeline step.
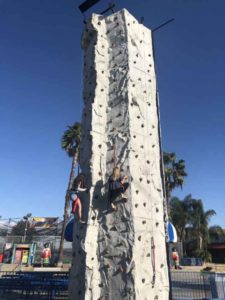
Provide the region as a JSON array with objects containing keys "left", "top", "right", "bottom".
[
  {"left": 70, "top": 173, "right": 87, "bottom": 223},
  {"left": 108, "top": 166, "right": 129, "bottom": 210}
]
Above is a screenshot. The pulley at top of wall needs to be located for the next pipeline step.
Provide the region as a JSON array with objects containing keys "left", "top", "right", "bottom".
[{"left": 78, "top": 0, "right": 116, "bottom": 23}]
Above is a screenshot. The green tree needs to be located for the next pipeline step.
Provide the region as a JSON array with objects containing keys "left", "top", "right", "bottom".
[
  {"left": 58, "top": 122, "right": 81, "bottom": 266},
  {"left": 187, "top": 198, "right": 215, "bottom": 261},
  {"left": 163, "top": 152, "right": 187, "bottom": 211},
  {"left": 170, "top": 195, "right": 192, "bottom": 253},
  {"left": 209, "top": 225, "right": 225, "bottom": 243},
  {"left": 189, "top": 199, "right": 216, "bottom": 250}
]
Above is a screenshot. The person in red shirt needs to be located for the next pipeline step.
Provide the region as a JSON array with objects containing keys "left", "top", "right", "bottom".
[{"left": 171, "top": 247, "right": 182, "bottom": 269}]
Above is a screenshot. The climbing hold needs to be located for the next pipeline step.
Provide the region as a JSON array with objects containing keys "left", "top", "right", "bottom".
[
  {"left": 98, "top": 172, "right": 102, "bottom": 176},
  {"left": 143, "top": 202, "right": 146, "bottom": 207},
  {"left": 142, "top": 278, "right": 145, "bottom": 283},
  {"left": 141, "top": 124, "right": 144, "bottom": 128},
  {"left": 146, "top": 253, "right": 150, "bottom": 257},
  {"left": 138, "top": 236, "right": 141, "bottom": 241},
  {"left": 142, "top": 220, "right": 146, "bottom": 224},
  {"left": 160, "top": 264, "right": 164, "bottom": 268},
  {"left": 140, "top": 40, "right": 143, "bottom": 43},
  {"left": 91, "top": 257, "right": 94, "bottom": 261},
  {"left": 147, "top": 70, "right": 150, "bottom": 73},
  {"left": 138, "top": 78, "right": 141, "bottom": 81},
  {"left": 110, "top": 226, "right": 117, "bottom": 231},
  {"left": 136, "top": 190, "right": 139, "bottom": 194},
  {"left": 132, "top": 84, "right": 135, "bottom": 87},
  {"left": 98, "top": 144, "right": 102, "bottom": 148},
  {"left": 99, "top": 104, "right": 103, "bottom": 108},
  {"left": 152, "top": 125, "right": 155, "bottom": 129},
  {"left": 134, "top": 61, "right": 136, "bottom": 64},
  {"left": 101, "top": 89, "right": 104, "bottom": 92},
  {"left": 133, "top": 135, "right": 136, "bottom": 138},
  {"left": 152, "top": 145, "right": 155, "bottom": 148},
  {"left": 140, "top": 145, "right": 144, "bottom": 149},
  {"left": 154, "top": 296, "right": 159, "bottom": 300},
  {"left": 144, "top": 90, "right": 147, "bottom": 94},
  {"left": 149, "top": 64, "right": 152, "bottom": 67},
  {"left": 137, "top": 116, "right": 140, "bottom": 119},
  {"left": 156, "top": 207, "right": 159, "bottom": 212},
  {"left": 128, "top": 23, "right": 130, "bottom": 26},
  {"left": 135, "top": 204, "right": 138, "bottom": 208},
  {"left": 98, "top": 283, "right": 104, "bottom": 288},
  {"left": 147, "top": 160, "right": 150, "bottom": 164},
  {"left": 135, "top": 155, "right": 138, "bottom": 158},
  {"left": 139, "top": 178, "right": 142, "bottom": 182},
  {"left": 148, "top": 79, "right": 151, "bottom": 82},
  {"left": 156, "top": 222, "right": 159, "bottom": 227},
  {"left": 147, "top": 180, "right": 150, "bottom": 184},
  {"left": 101, "top": 70, "right": 104, "bottom": 74},
  {"left": 91, "top": 216, "right": 96, "bottom": 221},
  {"left": 148, "top": 54, "right": 151, "bottom": 57},
  {"left": 133, "top": 20, "right": 135, "bottom": 24}
]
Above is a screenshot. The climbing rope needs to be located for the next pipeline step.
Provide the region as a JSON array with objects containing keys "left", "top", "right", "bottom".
[{"left": 151, "top": 236, "right": 156, "bottom": 288}]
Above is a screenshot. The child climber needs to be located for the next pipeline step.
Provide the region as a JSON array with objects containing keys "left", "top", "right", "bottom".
[
  {"left": 108, "top": 166, "right": 129, "bottom": 210},
  {"left": 70, "top": 173, "right": 87, "bottom": 223}
]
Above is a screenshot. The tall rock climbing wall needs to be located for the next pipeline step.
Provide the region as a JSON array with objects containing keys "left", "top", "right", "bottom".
[{"left": 69, "top": 9, "right": 169, "bottom": 300}]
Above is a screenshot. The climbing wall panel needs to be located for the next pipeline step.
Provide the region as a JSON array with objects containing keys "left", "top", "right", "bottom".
[{"left": 69, "top": 9, "right": 169, "bottom": 300}]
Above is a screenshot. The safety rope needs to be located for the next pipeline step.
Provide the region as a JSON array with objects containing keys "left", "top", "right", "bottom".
[{"left": 151, "top": 236, "right": 156, "bottom": 288}]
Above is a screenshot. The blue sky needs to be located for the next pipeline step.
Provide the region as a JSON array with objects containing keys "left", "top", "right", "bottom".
[{"left": 0, "top": 0, "right": 224, "bottom": 227}]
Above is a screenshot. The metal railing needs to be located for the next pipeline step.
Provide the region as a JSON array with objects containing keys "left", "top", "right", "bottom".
[
  {"left": 0, "top": 270, "right": 224, "bottom": 299},
  {"left": 0, "top": 271, "right": 68, "bottom": 299},
  {"left": 171, "top": 271, "right": 225, "bottom": 300}
]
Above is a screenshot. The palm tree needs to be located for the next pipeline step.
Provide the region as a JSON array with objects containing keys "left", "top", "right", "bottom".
[
  {"left": 188, "top": 198, "right": 215, "bottom": 261},
  {"left": 57, "top": 122, "right": 81, "bottom": 266},
  {"left": 163, "top": 152, "right": 187, "bottom": 211},
  {"left": 170, "top": 195, "right": 192, "bottom": 253}
]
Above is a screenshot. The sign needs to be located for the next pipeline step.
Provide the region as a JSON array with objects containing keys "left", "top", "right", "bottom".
[{"left": 31, "top": 217, "right": 58, "bottom": 228}]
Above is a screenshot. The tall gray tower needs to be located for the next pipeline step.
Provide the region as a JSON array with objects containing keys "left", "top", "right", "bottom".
[{"left": 69, "top": 9, "right": 169, "bottom": 300}]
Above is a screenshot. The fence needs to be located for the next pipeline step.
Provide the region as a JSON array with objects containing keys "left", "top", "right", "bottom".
[
  {"left": 0, "top": 270, "right": 224, "bottom": 299},
  {"left": 171, "top": 271, "right": 225, "bottom": 300},
  {"left": 0, "top": 271, "right": 68, "bottom": 300}
]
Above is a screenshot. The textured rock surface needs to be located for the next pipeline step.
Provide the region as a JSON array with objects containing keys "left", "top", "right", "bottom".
[{"left": 69, "top": 9, "right": 169, "bottom": 300}]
